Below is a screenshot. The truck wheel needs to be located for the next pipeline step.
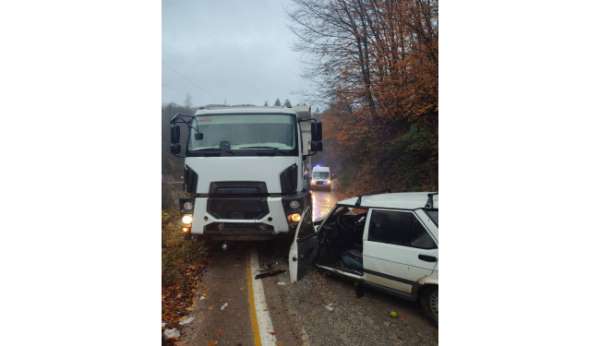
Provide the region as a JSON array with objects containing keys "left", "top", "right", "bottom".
[{"left": 420, "top": 286, "right": 438, "bottom": 324}]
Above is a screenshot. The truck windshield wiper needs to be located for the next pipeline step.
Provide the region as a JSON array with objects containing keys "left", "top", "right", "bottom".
[
  {"left": 237, "top": 146, "right": 283, "bottom": 150},
  {"left": 188, "top": 146, "right": 287, "bottom": 156},
  {"left": 238, "top": 146, "right": 288, "bottom": 155},
  {"left": 187, "top": 148, "right": 226, "bottom": 156}
]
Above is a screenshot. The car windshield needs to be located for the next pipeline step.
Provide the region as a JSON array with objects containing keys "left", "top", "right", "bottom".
[
  {"left": 313, "top": 172, "right": 329, "bottom": 179},
  {"left": 188, "top": 113, "right": 297, "bottom": 155},
  {"left": 425, "top": 210, "right": 438, "bottom": 226}
]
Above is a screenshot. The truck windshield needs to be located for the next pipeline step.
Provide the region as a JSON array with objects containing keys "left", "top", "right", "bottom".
[
  {"left": 187, "top": 113, "right": 297, "bottom": 156},
  {"left": 313, "top": 172, "right": 329, "bottom": 179}
]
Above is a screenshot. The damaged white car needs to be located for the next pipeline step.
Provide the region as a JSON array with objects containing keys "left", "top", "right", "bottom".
[{"left": 289, "top": 192, "right": 438, "bottom": 322}]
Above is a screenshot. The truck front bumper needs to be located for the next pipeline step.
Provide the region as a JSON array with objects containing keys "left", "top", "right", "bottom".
[{"left": 189, "top": 194, "right": 306, "bottom": 240}]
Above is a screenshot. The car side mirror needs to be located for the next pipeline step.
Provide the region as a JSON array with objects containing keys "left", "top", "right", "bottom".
[
  {"left": 311, "top": 121, "right": 322, "bottom": 141},
  {"left": 311, "top": 140, "right": 323, "bottom": 152},
  {"left": 170, "top": 143, "right": 181, "bottom": 154},
  {"left": 171, "top": 125, "right": 181, "bottom": 144}
]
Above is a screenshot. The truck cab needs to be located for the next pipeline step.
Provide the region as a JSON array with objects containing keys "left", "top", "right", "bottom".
[{"left": 170, "top": 105, "right": 322, "bottom": 241}]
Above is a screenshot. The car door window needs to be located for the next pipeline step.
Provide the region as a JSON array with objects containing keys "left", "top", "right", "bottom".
[{"left": 368, "top": 210, "right": 436, "bottom": 249}]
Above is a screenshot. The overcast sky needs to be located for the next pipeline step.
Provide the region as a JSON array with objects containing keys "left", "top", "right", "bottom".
[{"left": 162, "top": 0, "right": 314, "bottom": 107}]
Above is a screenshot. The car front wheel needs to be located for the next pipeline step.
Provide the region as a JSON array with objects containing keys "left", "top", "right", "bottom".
[{"left": 420, "top": 286, "right": 438, "bottom": 323}]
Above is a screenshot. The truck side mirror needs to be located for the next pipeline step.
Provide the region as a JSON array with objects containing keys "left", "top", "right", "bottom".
[
  {"left": 171, "top": 125, "right": 181, "bottom": 144},
  {"left": 311, "top": 121, "right": 322, "bottom": 141},
  {"left": 311, "top": 140, "right": 323, "bottom": 152}
]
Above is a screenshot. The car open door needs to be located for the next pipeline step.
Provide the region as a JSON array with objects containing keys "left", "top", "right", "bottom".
[{"left": 289, "top": 207, "right": 319, "bottom": 283}]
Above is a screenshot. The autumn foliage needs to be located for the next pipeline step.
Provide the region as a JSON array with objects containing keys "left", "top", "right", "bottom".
[
  {"left": 162, "top": 209, "right": 207, "bottom": 331},
  {"left": 290, "top": 0, "right": 438, "bottom": 194}
]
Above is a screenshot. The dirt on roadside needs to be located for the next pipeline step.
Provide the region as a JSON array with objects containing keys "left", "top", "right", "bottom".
[{"left": 162, "top": 209, "right": 209, "bottom": 345}]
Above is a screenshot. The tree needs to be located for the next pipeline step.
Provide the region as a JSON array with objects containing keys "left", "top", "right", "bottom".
[
  {"left": 264, "top": 101, "right": 269, "bottom": 106},
  {"left": 274, "top": 98, "right": 282, "bottom": 106},
  {"left": 288, "top": 0, "right": 438, "bottom": 193},
  {"left": 283, "top": 99, "right": 292, "bottom": 108}
]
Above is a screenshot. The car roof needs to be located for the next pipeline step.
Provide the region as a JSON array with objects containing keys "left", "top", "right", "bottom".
[
  {"left": 194, "top": 106, "right": 297, "bottom": 116},
  {"left": 338, "top": 192, "right": 438, "bottom": 210}
]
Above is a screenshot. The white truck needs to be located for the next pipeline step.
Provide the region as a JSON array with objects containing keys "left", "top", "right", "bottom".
[{"left": 170, "top": 105, "right": 322, "bottom": 241}]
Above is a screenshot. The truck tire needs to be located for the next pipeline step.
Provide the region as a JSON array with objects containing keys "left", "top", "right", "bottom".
[{"left": 420, "top": 285, "right": 438, "bottom": 324}]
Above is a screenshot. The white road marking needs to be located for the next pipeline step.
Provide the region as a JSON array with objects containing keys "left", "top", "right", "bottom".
[{"left": 250, "top": 250, "right": 277, "bottom": 346}]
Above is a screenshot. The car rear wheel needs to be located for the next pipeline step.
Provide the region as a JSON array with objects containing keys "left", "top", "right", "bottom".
[{"left": 420, "top": 286, "right": 438, "bottom": 323}]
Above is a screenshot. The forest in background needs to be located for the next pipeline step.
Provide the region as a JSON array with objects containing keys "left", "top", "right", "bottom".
[
  {"left": 163, "top": 0, "right": 438, "bottom": 197},
  {"left": 290, "top": 0, "right": 438, "bottom": 195}
]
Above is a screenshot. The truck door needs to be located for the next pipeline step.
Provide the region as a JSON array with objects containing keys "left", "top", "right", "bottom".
[
  {"left": 289, "top": 207, "right": 319, "bottom": 283},
  {"left": 363, "top": 209, "right": 438, "bottom": 295}
]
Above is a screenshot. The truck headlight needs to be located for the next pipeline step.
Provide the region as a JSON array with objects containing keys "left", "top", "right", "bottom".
[
  {"left": 180, "top": 198, "right": 194, "bottom": 212},
  {"left": 181, "top": 214, "right": 193, "bottom": 225},
  {"left": 288, "top": 213, "right": 302, "bottom": 223},
  {"left": 289, "top": 200, "right": 301, "bottom": 210},
  {"left": 182, "top": 201, "right": 193, "bottom": 211}
]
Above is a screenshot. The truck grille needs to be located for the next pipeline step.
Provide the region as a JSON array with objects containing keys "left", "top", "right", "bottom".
[
  {"left": 207, "top": 181, "right": 269, "bottom": 219},
  {"left": 207, "top": 197, "right": 268, "bottom": 219}
]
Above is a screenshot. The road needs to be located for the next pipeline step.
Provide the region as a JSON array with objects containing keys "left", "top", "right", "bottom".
[
  {"left": 177, "top": 190, "right": 438, "bottom": 345},
  {"left": 311, "top": 190, "right": 337, "bottom": 221}
]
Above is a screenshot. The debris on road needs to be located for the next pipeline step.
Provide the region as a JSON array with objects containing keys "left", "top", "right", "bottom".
[
  {"left": 179, "top": 316, "right": 195, "bottom": 325},
  {"left": 277, "top": 281, "right": 287, "bottom": 286},
  {"left": 220, "top": 302, "right": 229, "bottom": 311},
  {"left": 164, "top": 328, "right": 181, "bottom": 339},
  {"left": 324, "top": 303, "right": 335, "bottom": 312},
  {"left": 199, "top": 295, "right": 206, "bottom": 301},
  {"left": 389, "top": 310, "right": 399, "bottom": 318},
  {"left": 259, "top": 263, "right": 274, "bottom": 272},
  {"left": 255, "top": 269, "right": 286, "bottom": 279}
]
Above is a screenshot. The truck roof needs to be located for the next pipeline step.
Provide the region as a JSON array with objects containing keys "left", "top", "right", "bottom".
[{"left": 194, "top": 106, "right": 301, "bottom": 117}]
